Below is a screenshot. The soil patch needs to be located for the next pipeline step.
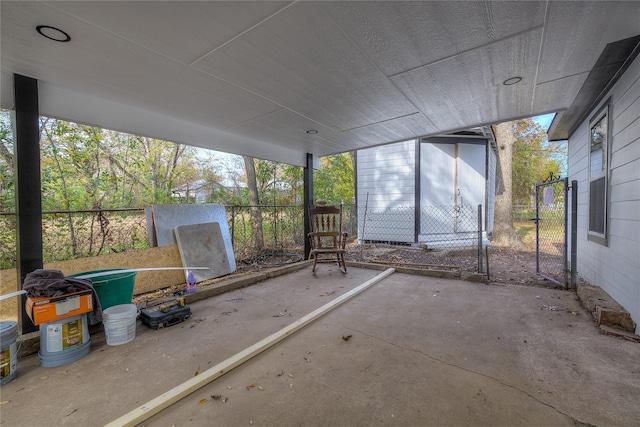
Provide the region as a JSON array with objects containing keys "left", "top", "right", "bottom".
[{"left": 133, "top": 242, "right": 562, "bottom": 307}]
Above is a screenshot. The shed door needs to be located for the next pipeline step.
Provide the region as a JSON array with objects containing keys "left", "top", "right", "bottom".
[
  {"left": 420, "top": 143, "right": 456, "bottom": 234},
  {"left": 456, "top": 144, "right": 486, "bottom": 232},
  {"left": 419, "top": 142, "right": 486, "bottom": 235}
]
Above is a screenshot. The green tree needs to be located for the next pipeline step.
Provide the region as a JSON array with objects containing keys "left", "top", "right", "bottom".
[
  {"left": 243, "top": 156, "right": 264, "bottom": 250},
  {"left": 0, "top": 111, "right": 14, "bottom": 212},
  {"left": 512, "top": 119, "right": 564, "bottom": 205},
  {"left": 492, "top": 121, "right": 523, "bottom": 248},
  {"left": 313, "top": 153, "right": 354, "bottom": 204}
]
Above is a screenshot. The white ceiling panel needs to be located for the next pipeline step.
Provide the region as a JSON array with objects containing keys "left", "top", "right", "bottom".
[
  {"left": 348, "top": 113, "right": 439, "bottom": 147},
  {"left": 46, "top": 1, "right": 291, "bottom": 65},
  {"left": 1, "top": 1, "right": 639, "bottom": 165},
  {"left": 538, "top": 1, "right": 640, "bottom": 83},
  {"left": 1, "top": 1, "right": 282, "bottom": 130},
  {"left": 193, "top": 2, "right": 419, "bottom": 132},
  {"left": 532, "top": 72, "right": 588, "bottom": 114},
  {"left": 227, "top": 108, "right": 370, "bottom": 156},
  {"left": 317, "top": 0, "right": 547, "bottom": 77},
  {"left": 391, "top": 29, "right": 543, "bottom": 130}
]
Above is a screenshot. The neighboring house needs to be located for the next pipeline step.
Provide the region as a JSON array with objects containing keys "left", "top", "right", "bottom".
[
  {"left": 550, "top": 43, "right": 640, "bottom": 334},
  {"left": 355, "top": 127, "right": 496, "bottom": 248},
  {"left": 171, "top": 180, "right": 213, "bottom": 203},
  {"left": 172, "top": 179, "right": 242, "bottom": 203}
]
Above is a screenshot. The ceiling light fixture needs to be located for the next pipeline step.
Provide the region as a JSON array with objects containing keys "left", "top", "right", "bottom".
[
  {"left": 503, "top": 76, "right": 522, "bottom": 86},
  {"left": 36, "top": 25, "right": 71, "bottom": 42},
  {"left": 306, "top": 130, "right": 318, "bottom": 134}
]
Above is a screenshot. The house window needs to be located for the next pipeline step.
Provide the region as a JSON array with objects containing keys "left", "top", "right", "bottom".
[{"left": 588, "top": 100, "right": 610, "bottom": 245}]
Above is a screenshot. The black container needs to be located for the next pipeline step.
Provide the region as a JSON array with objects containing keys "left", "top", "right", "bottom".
[{"left": 140, "top": 304, "right": 191, "bottom": 329}]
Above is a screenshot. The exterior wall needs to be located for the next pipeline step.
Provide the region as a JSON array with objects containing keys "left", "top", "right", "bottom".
[
  {"left": 356, "top": 140, "right": 416, "bottom": 242},
  {"left": 485, "top": 143, "right": 497, "bottom": 237},
  {"left": 356, "top": 138, "right": 495, "bottom": 245},
  {"left": 567, "top": 53, "right": 640, "bottom": 333}
]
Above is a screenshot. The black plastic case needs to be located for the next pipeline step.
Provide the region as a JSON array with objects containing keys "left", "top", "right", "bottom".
[{"left": 140, "top": 304, "right": 191, "bottom": 329}]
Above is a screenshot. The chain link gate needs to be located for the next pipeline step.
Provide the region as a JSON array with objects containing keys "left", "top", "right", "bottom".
[{"left": 533, "top": 176, "right": 569, "bottom": 287}]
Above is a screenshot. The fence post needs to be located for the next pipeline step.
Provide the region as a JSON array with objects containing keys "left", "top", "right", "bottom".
[
  {"left": 477, "top": 204, "right": 483, "bottom": 274},
  {"left": 570, "top": 180, "right": 578, "bottom": 289},
  {"left": 230, "top": 206, "right": 235, "bottom": 250}
]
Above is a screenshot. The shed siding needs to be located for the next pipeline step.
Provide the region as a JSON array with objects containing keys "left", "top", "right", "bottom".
[
  {"left": 486, "top": 144, "right": 497, "bottom": 237},
  {"left": 357, "top": 140, "right": 415, "bottom": 242},
  {"left": 420, "top": 143, "right": 456, "bottom": 208},
  {"left": 567, "top": 53, "right": 640, "bottom": 333}
]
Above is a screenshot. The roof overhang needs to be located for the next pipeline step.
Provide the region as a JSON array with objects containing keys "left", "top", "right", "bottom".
[{"left": 2, "top": 1, "right": 639, "bottom": 166}]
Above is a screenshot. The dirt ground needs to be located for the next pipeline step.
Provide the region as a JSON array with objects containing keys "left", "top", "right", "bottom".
[
  {"left": 133, "top": 241, "right": 558, "bottom": 308},
  {"left": 348, "top": 244, "right": 558, "bottom": 288}
]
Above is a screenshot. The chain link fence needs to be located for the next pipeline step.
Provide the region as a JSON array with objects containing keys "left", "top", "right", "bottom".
[
  {"left": 534, "top": 178, "right": 568, "bottom": 286},
  {"left": 0, "top": 209, "right": 149, "bottom": 269},
  {"left": 352, "top": 204, "right": 486, "bottom": 274},
  {"left": 1, "top": 203, "right": 486, "bottom": 274}
]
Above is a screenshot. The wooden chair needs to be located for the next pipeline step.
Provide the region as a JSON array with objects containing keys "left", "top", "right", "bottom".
[{"left": 308, "top": 203, "right": 347, "bottom": 273}]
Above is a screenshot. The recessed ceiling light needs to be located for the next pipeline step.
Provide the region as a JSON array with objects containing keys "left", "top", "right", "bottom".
[
  {"left": 503, "top": 77, "right": 522, "bottom": 86},
  {"left": 306, "top": 130, "right": 318, "bottom": 134},
  {"left": 36, "top": 25, "right": 71, "bottom": 42}
]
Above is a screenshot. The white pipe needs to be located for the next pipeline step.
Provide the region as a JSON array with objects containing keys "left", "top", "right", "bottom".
[
  {"left": 0, "top": 290, "right": 27, "bottom": 301},
  {"left": 0, "top": 268, "right": 209, "bottom": 301},
  {"left": 74, "top": 267, "right": 209, "bottom": 280},
  {"left": 107, "top": 268, "right": 396, "bottom": 426}
]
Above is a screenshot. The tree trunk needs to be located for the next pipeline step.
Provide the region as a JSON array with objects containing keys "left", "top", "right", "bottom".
[
  {"left": 492, "top": 122, "right": 524, "bottom": 249},
  {"left": 243, "top": 155, "right": 264, "bottom": 250}
]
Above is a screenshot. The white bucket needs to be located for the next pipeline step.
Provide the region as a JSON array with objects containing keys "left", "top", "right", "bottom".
[
  {"left": 1, "top": 321, "right": 18, "bottom": 385},
  {"left": 103, "top": 304, "right": 139, "bottom": 346}
]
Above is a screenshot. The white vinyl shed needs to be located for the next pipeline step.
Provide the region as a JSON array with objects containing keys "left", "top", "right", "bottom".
[{"left": 356, "top": 128, "right": 496, "bottom": 248}]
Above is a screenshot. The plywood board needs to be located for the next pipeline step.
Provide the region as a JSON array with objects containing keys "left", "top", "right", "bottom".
[
  {"left": 0, "top": 246, "right": 186, "bottom": 311},
  {"left": 149, "top": 204, "right": 236, "bottom": 271},
  {"left": 174, "top": 222, "right": 234, "bottom": 281}
]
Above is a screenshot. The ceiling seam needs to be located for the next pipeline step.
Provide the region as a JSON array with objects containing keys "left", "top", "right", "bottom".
[
  {"left": 314, "top": 3, "right": 438, "bottom": 133},
  {"left": 537, "top": 70, "right": 590, "bottom": 86},
  {"left": 220, "top": 108, "right": 288, "bottom": 131},
  {"left": 222, "top": 108, "right": 355, "bottom": 152},
  {"left": 188, "top": 1, "right": 300, "bottom": 67},
  {"left": 341, "top": 112, "right": 429, "bottom": 132},
  {"left": 388, "top": 24, "right": 546, "bottom": 80}
]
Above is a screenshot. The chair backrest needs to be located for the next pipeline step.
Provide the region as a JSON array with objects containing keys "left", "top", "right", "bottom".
[{"left": 309, "top": 204, "right": 343, "bottom": 236}]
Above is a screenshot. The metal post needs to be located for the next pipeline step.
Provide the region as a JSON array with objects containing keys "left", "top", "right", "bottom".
[
  {"left": 570, "top": 180, "right": 578, "bottom": 289},
  {"left": 477, "top": 204, "right": 483, "bottom": 274},
  {"left": 535, "top": 184, "right": 540, "bottom": 274},
  {"left": 230, "top": 206, "right": 235, "bottom": 250},
  {"left": 485, "top": 245, "right": 490, "bottom": 280},
  {"left": 14, "top": 74, "right": 42, "bottom": 334},
  {"left": 303, "top": 153, "right": 313, "bottom": 260},
  {"left": 562, "top": 178, "right": 569, "bottom": 289}
]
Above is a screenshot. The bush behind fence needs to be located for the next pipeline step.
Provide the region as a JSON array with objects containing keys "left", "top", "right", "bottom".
[{"left": 1, "top": 203, "right": 485, "bottom": 272}]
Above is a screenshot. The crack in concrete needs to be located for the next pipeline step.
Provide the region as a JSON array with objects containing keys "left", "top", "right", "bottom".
[{"left": 341, "top": 326, "right": 587, "bottom": 425}]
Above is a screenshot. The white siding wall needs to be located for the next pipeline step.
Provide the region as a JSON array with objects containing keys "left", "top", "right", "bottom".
[
  {"left": 357, "top": 140, "right": 416, "bottom": 242},
  {"left": 486, "top": 144, "right": 497, "bottom": 237},
  {"left": 568, "top": 54, "right": 640, "bottom": 333},
  {"left": 457, "top": 144, "right": 486, "bottom": 232}
]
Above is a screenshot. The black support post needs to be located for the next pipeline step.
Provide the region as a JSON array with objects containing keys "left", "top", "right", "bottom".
[
  {"left": 570, "top": 180, "right": 578, "bottom": 289},
  {"left": 303, "top": 153, "right": 313, "bottom": 260},
  {"left": 477, "top": 204, "right": 483, "bottom": 274},
  {"left": 14, "top": 74, "right": 42, "bottom": 334}
]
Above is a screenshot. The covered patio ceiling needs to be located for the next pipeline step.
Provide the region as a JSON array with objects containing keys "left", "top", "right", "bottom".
[{"left": 2, "top": 1, "right": 639, "bottom": 166}]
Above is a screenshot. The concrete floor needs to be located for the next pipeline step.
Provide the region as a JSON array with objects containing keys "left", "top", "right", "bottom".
[{"left": 1, "top": 266, "right": 639, "bottom": 426}]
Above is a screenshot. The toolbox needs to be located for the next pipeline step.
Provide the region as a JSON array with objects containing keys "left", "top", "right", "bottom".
[{"left": 140, "top": 299, "right": 191, "bottom": 329}]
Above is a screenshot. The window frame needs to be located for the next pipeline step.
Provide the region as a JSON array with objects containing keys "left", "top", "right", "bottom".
[{"left": 587, "top": 98, "right": 611, "bottom": 246}]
